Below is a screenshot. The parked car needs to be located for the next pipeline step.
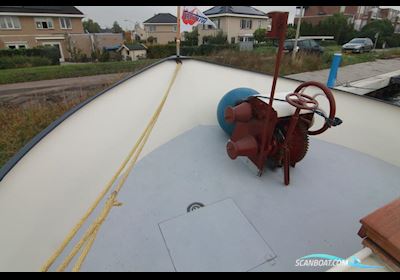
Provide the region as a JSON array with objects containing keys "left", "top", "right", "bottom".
[
  {"left": 283, "top": 39, "right": 324, "bottom": 54},
  {"left": 342, "top": 38, "right": 374, "bottom": 53}
]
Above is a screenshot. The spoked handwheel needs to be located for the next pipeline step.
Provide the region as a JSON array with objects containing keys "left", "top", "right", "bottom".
[{"left": 292, "top": 81, "right": 337, "bottom": 135}]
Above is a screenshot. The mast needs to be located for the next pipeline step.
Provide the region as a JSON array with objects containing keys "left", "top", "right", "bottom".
[{"left": 176, "top": 6, "right": 181, "bottom": 57}]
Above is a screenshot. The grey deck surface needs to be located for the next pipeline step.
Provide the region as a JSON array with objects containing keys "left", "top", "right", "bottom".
[
  {"left": 285, "top": 58, "right": 400, "bottom": 86},
  {"left": 80, "top": 125, "right": 400, "bottom": 272}
]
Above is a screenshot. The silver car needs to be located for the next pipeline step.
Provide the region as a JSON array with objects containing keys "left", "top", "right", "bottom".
[{"left": 342, "top": 38, "right": 374, "bottom": 53}]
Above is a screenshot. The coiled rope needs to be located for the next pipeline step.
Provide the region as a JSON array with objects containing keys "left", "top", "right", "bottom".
[{"left": 40, "top": 62, "right": 182, "bottom": 272}]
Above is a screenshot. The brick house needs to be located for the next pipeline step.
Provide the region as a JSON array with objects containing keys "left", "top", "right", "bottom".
[
  {"left": 0, "top": 6, "right": 124, "bottom": 62},
  {"left": 197, "top": 6, "right": 271, "bottom": 45},
  {"left": 295, "top": 6, "right": 400, "bottom": 32},
  {"left": 0, "top": 6, "right": 86, "bottom": 61}
]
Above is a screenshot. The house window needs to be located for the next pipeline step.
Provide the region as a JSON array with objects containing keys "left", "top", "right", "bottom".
[
  {"left": 6, "top": 43, "right": 27, "bottom": 49},
  {"left": 173, "top": 25, "right": 177, "bottom": 32},
  {"left": 0, "top": 16, "right": 21, "bottom": 29},
  {"left": 240, "top": 19, "right": 252, "bottom": 29},
  {"left": 59, "top": 18, "right": 72, "bottom": 29},
  {"left": 212, "top": 19, "right": 220, "bottom": 29},
  {"left": 35, "top": 18, "right": 54, "bottom": 29},
  {"left": 148, "top": 25, "right": 156, "bottom": 32}
]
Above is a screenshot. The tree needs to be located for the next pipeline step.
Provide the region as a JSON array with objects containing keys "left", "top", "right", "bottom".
[
  {"left": 299, "top": 14, "right": 356, "bottom": 45},
  {"left": 82, "top": 19, "right": 101, "bottom": 33},
  {"left": 360, "top": 19, "right": 395, "bottom": 48},
  {"left": 183, "top": 28, "right": 199, "bottom": 46},
  {"left": 318, "top": 13, "right": 356, "bottom": 44},
  {"left": 203, "top": 31, "right": 227, "bottom": 45},
  {"left": 286, "top": 26, "right": 296, "bottom": 39},
  {"left": 299, "top": 21, "right": 315, "bottom": 36},
  {"left": 253, "top": 28, "right": 267, "bottom": 43},
  {"left": 111, "top": 21, "right": 124, "bottom": 33}
]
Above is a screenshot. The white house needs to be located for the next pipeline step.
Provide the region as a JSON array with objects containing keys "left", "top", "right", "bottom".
[{"left": 118, "top": 43, "right": 147, "bottom": 61}]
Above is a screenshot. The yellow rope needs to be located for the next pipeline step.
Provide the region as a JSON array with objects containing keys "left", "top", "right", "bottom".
[{"left": 41, "top": 62, "right": 181, "bottom": 272}]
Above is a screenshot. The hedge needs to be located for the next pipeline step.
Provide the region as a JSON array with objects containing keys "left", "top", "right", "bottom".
[
  {"left": 0, "top": 56, "right": 52, "bottom": 70},
  {"left": 0, "top": 46, "right": 60, "bottom": 65},
  {"left": 146, "top": 44, "right": 238, "bottom": 59}
]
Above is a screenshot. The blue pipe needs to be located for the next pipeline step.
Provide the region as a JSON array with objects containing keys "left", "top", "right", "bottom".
[{"left": 327, "top": 53, "right": 342, "bottom": 89}]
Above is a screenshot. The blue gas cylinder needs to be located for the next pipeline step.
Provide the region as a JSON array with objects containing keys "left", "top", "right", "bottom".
[{"left": 217, "top": 87, "right": 260, "bottom": 136}]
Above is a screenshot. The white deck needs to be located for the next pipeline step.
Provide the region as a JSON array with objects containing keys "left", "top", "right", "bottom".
[
  {"left": 0, "top": 58, "right": 400, "bottom": 271},
  {"left": 78, "top": 125, "right": 400, "bottom": 272}
]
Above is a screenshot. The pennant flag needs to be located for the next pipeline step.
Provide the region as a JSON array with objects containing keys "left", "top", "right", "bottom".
[{"left": 180, "top": 6, "right": 217, "bottom": 32}]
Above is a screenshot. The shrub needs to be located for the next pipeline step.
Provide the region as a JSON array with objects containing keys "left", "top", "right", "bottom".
[
  {"left": 254, "top": 28, "right": 268, "bottom": 43},
  {"left": 67, "top": 47, "right": 89, "bottom": 63},
  {"left": 203, "top": 31, "right": 228, "bottom": 45},
  {"left": 146, "top": 43, "right": 237, "bottom": 59},
  {"left": 319, "top": 40, "right": 339, "bottom": 47},
  {"left": 108, "top": 51, "right": 123, "bottom": 61},
  {"left": 0, "top": 46, "right": 60, "bottom": 65},
  {"left": 383, "top": 33, "right": 400, "bottom": 48},
  {"left": 298, "top": 13, "right": 358, "bottom": 45},
  {"left": 99, "top": 50, "right": 110, "bottom": 62},
  {"left": 0, "top": 55, "right": 52, "bottom": 69},
  {"left": 147, "top": 44, "right": 176, "bottom": 58}
]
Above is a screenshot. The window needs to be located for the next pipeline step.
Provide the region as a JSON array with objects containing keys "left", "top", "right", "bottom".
[
  {"left": 240, "top": 19, "right": 252, "bottom": 29},
  {"left": 212, "top": 19, "right": 220, "bottom": 29},
  {"left": 148, "top": 25, "right": 156, "bottom": 32},
  {"left": 0, "top": 16, "right": 21, "bottom": 29},
  {"left": 59, "top": 18, "right": 72, "bottom": 29},
  {"left": 173, "top": 25, "right": 177, "bottom": 32},
  {"left": 35, "top": 18, "right": 54, "bottom": 29},
  {"left": 6, "top": 43, "right": 27, "bottom": 49},
  {"left": 239, "top": 36, "right": 254, "bottom": 42}
]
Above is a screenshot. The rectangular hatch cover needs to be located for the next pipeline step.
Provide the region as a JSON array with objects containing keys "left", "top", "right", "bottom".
[{"left": 159, "top": 198, "right": 276, "bottom": 272}]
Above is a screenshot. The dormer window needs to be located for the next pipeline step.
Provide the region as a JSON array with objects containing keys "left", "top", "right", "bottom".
[{"left": 35, "top": 18, "right": 54, "bottom": 29}]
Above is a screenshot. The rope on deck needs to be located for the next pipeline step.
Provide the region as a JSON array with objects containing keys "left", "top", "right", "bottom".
[{"left": 40, "top": 62, "right": 182, "bottom": 272}]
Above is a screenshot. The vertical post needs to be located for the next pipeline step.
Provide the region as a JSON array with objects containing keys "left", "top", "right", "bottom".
[
  {"left": 327, "top": 53, "right": 342, "bottom": 88},
  {"left": 292, "top": 6, "right": 303, "bottom": 60},
  {"left": 267, "top": 12, "right": 289, "bottom": 107},
  {"left": 176, "top": 6, "right": 181, "bottom": 57},
  {"left": 373, "top": 32, "right": 379, "bottom": 50}
]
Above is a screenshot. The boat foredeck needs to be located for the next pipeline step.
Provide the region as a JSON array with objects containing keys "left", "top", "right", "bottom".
[{"left": 75, "top": 125, "right": 400, "bottom": 272}]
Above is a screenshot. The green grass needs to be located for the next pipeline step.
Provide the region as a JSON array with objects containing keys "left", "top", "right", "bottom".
[
  {"left": 253, "top": 46, "right": 277, "bottom": 56},
  {"left": 200, "top": 44, "right": 400, "bottom": 77},
  {"left": 0, "top": 59, "right": 159, "bottom": 85}
]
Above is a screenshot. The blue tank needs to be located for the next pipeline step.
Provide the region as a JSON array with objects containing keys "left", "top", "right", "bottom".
[{"left": 217, "top": 87, "right": 260, "bottom": 136}]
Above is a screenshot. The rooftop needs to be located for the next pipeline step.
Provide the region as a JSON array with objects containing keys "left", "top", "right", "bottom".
[
  {"left": 143, "top": 13, "right": 177, "bottom": 24},
  {"left": 0, "top": 6, "right": 83, "bottom": 15},
  {"left": 204, "top": 6, "right": 266, "bottom": 17},
  {"left": 120, "top": 43, "right": 147, "bottom": 51}
]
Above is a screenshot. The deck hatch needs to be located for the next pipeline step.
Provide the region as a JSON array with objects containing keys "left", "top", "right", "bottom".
[{"left": 159, "top": 198, "right": 276, "bottom": 272}]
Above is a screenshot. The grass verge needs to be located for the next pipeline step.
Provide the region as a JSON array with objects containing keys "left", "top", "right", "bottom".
[{"left": 0, "top": 59, "right": 158, "bottom": 85}]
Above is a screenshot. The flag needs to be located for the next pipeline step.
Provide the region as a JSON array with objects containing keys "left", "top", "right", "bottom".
[{"left": 180, "top": 6, "right": 217, "bottom": 32}]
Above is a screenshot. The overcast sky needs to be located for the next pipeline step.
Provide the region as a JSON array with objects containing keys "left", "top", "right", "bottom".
[{"left": 77, "top": 6, "right": 400, "bottom": 29}]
